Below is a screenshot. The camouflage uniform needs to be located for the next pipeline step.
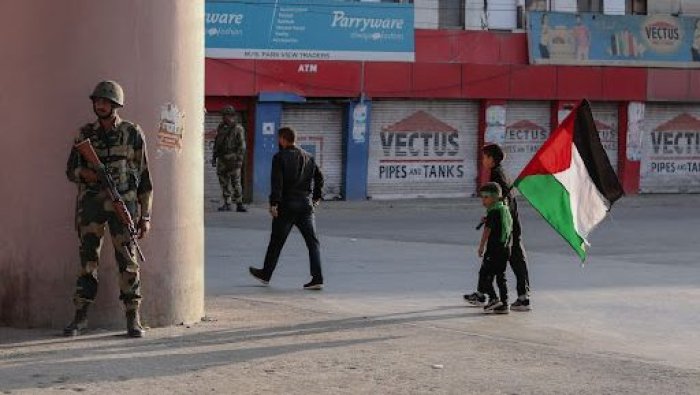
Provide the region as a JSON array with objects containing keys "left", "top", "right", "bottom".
[
  {"left": 213, "top": 120, "right": 246, "bottom": 206},
  {"left": 66, "top": 116, "right": 153, "bottom": 312}
]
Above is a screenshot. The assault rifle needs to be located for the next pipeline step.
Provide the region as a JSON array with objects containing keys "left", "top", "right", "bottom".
[{"left": 74, "top": 139, "right": 146, "bottom": 262}]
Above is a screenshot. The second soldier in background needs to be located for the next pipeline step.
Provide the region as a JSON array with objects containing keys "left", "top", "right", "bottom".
[{"left": 212, "top": 105, "right": 247, "bottom": 212}]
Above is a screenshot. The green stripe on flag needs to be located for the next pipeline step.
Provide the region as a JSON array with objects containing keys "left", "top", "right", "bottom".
[{"left": 515, "top": 174, "right": 587, "bottom": 260}]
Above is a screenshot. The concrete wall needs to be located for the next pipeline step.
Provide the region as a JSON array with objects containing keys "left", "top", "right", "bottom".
[
  {"left": 0, "top": 0, "right": 205, "bottom": 328},
  {"left": 414, "top": 0, "right": 439, "bottom": 29}
]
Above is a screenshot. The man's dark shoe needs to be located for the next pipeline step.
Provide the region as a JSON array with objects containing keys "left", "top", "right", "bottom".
[
  {"left": 63, "top": 305, "right": 89, "bottom": 337},
  {"left": 463, "top": 292, "right": 487, "bottom": 307},
  {"left": 483, "top": 298, "right": 503, "bottom": 313},
  {"left": 511, "top": 298, "right": 532, "bottom": 312},
  {"left": 126, "top": 310, "right": 145, "bottom": 338},
  {"left": 236, "top": 203, "right": 248, "bottom": 213},
  {"left": 493, "top": 303, "right": 510, "bottom": 315},
  {"left": 249, "top": 267, "right": 270, "bottom": 285},
  {"left": 218, "top": 203, "right": 232, "bottom": 212},
  {"left": 303, "top": 278, "right": 323, "bottom": 290}
]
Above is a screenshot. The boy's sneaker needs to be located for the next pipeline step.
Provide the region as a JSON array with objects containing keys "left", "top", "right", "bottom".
[
  {"left": 483, "top": 298, "right": 503, "bottom": 313},
  {"left": 248, "top": 267, "right": 270, "bottom": 285},
  {"left": 463, "top": 292, "right": 486, "bottom": 307},
  {"left": 493, "top": 303, "right": 510, "bottom": 314},
  {"left": 510, "top": 298, "right": 531, "bottom": 312},
  {"left": 303, "top": 278, "right": 323, "bottom": 290}
]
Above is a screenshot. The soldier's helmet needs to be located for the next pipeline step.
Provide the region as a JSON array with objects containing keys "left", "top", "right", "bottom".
[
  {"left": 221, "top": 105, "right": 236, "bottom": 116},
  {"left": 90, "top": 80, "right": 124, "bottom": 107}
]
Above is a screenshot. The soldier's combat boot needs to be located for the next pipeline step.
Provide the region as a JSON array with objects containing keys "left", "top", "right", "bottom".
[
  {"left": 236, "top": 203, "right": 248, "bottom": 213},
  {"left": 218, "top": 203, "right": 231, "bottom": 212},
  {"left": 63, "top": 305, "right": 89, "bottom": 337},
  {"left": 126, "top": 310, "right": 145, "bottom": 338}
]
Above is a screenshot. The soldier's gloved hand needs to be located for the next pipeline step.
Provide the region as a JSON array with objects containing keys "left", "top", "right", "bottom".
[
  {"left": 79, "top": 168, "right": 99, "bottom": 184},
  {"left": 137, "top": 219, "right": 151, "bottom": 239}
]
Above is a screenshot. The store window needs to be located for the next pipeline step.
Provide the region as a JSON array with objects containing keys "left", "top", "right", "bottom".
[
  {"left": 439, "top": 0, "right": 466, "bottom": 28},
  {"left": 578, "top": 0, "right": 604, "bottom": 12},
  {"left": 626, "top": 0, "right": 647, "bottom": 14}
]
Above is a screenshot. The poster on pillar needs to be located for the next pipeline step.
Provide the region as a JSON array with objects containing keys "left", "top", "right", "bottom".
[
  {"left": 368, "top": 101, "right": 479, "bottom": 199},
  {"left": 641, "top": 105, "right": 700, "bottom": 193},
  {"left": 205, "top": 0, "right": 414, "bottom": 61}
]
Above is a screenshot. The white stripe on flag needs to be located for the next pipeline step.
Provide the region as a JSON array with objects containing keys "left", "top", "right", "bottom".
[{"left": 553, "top": 145, "right": 611, "bottom": 245}]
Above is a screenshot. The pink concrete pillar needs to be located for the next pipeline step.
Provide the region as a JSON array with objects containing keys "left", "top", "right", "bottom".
[{"left": 0, "top": 1, "right": 205, "bottom": 328}]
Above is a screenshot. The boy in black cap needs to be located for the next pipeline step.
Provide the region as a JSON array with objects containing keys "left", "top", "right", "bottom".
[
  {"left": 468, "top": 182, "right": 512, "bottom": 314},
  {"left": 465, "top": 143, "right": 532, "bottom": 311}
]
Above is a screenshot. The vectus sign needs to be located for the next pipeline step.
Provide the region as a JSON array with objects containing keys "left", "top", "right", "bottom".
[
  {"left": 643, "top": 15, "right": 683, "bottom": 53},
  {"left": 376, "top": 111, "right": 466, "bottom": 180},
  {"left": 380, "top": 132, "right": 459, "bottom": 157}
]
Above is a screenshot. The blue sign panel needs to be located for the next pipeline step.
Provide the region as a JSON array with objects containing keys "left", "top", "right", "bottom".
[
  {"left": 206, "top": 0, "right": 414, "bottom": 61},
  {"left": 528, "top": 11, "right": 700, "bottom": 68}
]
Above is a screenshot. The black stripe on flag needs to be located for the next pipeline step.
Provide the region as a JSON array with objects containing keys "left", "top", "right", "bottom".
[{"left": 573, "top": 100, "right": 624, "bottom": 204}]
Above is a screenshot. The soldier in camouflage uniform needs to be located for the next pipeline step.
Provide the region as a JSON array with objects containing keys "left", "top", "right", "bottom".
[
  {"left": 64, "top": 80, "right": 153, "bottom": 338},
  {"left": 212, "top": 105, "right": 247, "bottom": 212}
]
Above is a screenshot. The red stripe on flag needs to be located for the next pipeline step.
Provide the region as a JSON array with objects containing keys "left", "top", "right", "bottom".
[{"left": 517, "top": 102, "right": 579, "bottom": 179}]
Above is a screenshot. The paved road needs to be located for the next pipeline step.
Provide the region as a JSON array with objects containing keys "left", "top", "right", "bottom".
[{"left": 1, "top": 195, "right": 699, "bottom": 394}]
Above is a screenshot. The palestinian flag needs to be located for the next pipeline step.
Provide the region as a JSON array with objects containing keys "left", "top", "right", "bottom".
[{"left": 514, "top": 100, "right": 623, "bottom": 260}]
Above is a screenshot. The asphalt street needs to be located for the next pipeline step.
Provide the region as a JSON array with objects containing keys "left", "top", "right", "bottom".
[{"left": 1, "top": 195, "right": 699, "bottom": 394}]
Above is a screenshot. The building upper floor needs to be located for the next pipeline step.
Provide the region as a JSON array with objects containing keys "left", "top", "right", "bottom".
[{"left": 360, "top": 0, "right": 700, "bottom": 30}]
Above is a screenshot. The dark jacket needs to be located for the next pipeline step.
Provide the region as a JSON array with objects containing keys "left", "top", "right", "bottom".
[
  {"left": 490, "top": 165, "right": 518, "bottom": 218},
  {"left": 269, "top": 146, "right": 324, "bottom": 206}
]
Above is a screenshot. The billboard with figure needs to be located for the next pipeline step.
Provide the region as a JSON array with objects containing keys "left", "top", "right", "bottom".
[{"left": 528, "top": 11, "right": 700, "bottom": 68}]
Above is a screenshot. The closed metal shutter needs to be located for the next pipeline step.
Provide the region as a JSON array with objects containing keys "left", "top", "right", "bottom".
[
  {"left": 590, "top": 102, "right": 619, "bottom": 173},
  {"left": 281, "top": 105, "right": 344, "bottom": 199},
  {"left": 641, "top": 103, "right": 700, "bottom": 193},
  {"left": 204, "top": 113, "right": 223, "bottom": 205},
  {"left": 503, "top": 101, "right": 551, "bottom": 180},
  {"left": 368, "top": 100, "right": 479, "bottom": 199}
]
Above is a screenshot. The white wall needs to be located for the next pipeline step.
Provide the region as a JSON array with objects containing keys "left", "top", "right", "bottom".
[
  {"left": 465, "top": 0, "right": 487, "bottom": 29},
  {"left": 415, "top": 0, "right": 439, "bottom": 29},
  {"left": 648, "top": 0, "right": 682, "bottom": 14},
  {"left": 488, "top": 0, "right": 518, "bottom": 29},
  {"left": 681, "top": 0, "right": 700, "bottom": 16},
  {"left": 604, "top": 0, "right": 626, "bottom": 15}
]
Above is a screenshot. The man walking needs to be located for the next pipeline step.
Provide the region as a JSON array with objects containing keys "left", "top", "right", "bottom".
[
  {"left": 212, "top": 105, "right": 247, "bottom": 212},
  {"left": 64, "top": 80, "right": 152, "bottom": 337},
  {"left": 249, "top": 127, "right": 325, "bottom": 290}
]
